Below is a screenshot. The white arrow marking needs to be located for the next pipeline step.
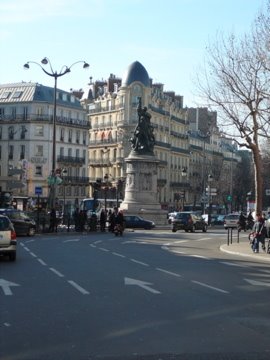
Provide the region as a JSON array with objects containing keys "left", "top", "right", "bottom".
[
  {"left": 63, "top": 239, "right": 80, "bottom": 243},
  {"left": 244, "top": 278, "right": 270, "bottom": 287},
  {"left": 124, "top": 277, "right": 161, "bottom": 294},
  {"left": 0, "top": 279, "right": 20, "bottom": 296}
]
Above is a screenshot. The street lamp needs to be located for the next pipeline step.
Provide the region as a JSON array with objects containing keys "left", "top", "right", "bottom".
[
  {"left": 207, "top": 174, "right": 213, "bottom": 225},
  {"left": 181, "top": 167, "right": 187, "bottom": 209},
  {"left": 23, "top": 57, "right": 89, "bottom": 209}
]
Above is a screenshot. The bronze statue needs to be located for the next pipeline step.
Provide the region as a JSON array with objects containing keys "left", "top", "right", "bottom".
[{"left": 130, "top": 97, "right": 155, "bottom": 155}]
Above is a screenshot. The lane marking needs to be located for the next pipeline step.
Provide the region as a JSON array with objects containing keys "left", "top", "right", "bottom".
[
  {"left": 68, "top": 280, "right": 89, "bottom": 295},
  {"left": 130, "top": 259, "right": 149, "bottom": 267},
  {"left": 37, "top": 258, "right": 47, "bottom": 266},
  {"left": 188, "top": 255, "right": 210, "bottom": 260},
  {"left": 156, "top": 267, "right": 182, "bottom": 277},
  {"left": 112, "top": 252, "right": 126, "bottom": 258},
  {"left": 63, "top": 239, "right": 80, "bottom": 243},
  {"left": 29, "top": 252, "right": 37, "bottom": 258},
  {"left": 220, "top": 261, "right": 248, "bottom": 268},
  {"left": 99, "top": 247, "right": 110, "bottom": 252},
  {"left": 173, "top": 240, "right": 189, "bottom": 243},
  {"left": 49, "top": 268, "right": 64, "bottom": 278},
  {"left": 194, "top": 237, "right": 211, "bottom": 241},
  {"left": 171, "top": 250, "right": 186, "bottom": 254},
  {"left": 89, "top": 244, "right": 96, "bottom": 248},
  {"left": 191, "top": 280, "right": 229, "bottom": 294}
]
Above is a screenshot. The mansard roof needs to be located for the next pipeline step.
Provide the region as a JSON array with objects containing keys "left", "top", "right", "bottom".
[
  {"left": 121, "top": 61, "right": 150, "bottom": 87},
  {"left": 0, "top": 82, "right": 82, "bottom": 109}
]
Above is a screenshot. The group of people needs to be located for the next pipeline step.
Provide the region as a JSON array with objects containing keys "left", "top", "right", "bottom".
[{"left": 72, "top": 206, "right": 124, "bottom": 233}]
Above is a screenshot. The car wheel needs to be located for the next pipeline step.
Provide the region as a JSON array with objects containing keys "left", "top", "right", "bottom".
[
  {"left": 28, "top": 227, "right": 36, "bottom": 236},
  {"left": 184, "top": 229, "right": 188, "bottom": 232},
  {"left": 191, "top": 225, "right": 195, "bottom": 233},
  {"left": 172, "top": 228, "right": 177, "bottom": 233},
  {"left": 203, "top": 226, "right": 207, "bottom": 232},
  {"left": 9, "top": 252, "right": 16, "bottom": 261}
]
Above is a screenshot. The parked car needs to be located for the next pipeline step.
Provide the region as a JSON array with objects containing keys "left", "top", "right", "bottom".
[
  {"left": 224, "top": 213, "right": 239, "bottom": 229},
  {"left": 0, "top": 209, "right": 36, "bottom": 236},
  {"left": 171, "top": 211, "right": 207, "bottom": 233},
  {"left": 0, "top": 214, "right": 17, "bottom": 261},
  {"left": 213, "top": 214, "right": 226, "bottom": 225},
  {"left": 123, "top": 215, "right": 155, "bottom": 230}
]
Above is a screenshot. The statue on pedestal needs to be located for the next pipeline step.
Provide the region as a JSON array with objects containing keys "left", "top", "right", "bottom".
[{"left": 130, "top": 97, "right": 155, "bottom": 155}]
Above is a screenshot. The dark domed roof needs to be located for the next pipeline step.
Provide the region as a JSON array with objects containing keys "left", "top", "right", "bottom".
[{"left": 122, "top": 61, "right": 150, "bottom": 87}]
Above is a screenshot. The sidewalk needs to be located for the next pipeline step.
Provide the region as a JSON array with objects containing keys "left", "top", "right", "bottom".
[{"left": 220, "top": 238, "right": 270, "bottom": 262}]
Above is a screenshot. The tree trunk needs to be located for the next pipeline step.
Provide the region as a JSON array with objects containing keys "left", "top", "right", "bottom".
[{"left": 252, "top": 145, "right": 263, "bottom": 214}]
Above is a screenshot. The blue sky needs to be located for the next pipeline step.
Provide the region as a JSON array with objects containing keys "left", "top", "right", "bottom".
[{"left": 0, "top": 0, "right": 267, "bottom": 107}]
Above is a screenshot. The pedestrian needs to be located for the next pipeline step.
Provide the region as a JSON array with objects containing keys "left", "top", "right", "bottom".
[
  {"left": 73, "top": 208, "right": 80, "bottom": 231},
  {"left": 252, "top": 214, "right": 267, "bottom": 253},
  {"left": 79, "top": 210, "right": 86, "bottom": 232},
  {"left": 100, "top": 209, "right": 107, "bottom": 232},
  {"left": 49, "top": 208, "right": 57, "bottom": 232}
]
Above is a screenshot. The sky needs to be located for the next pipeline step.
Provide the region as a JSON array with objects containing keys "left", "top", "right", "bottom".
[{"left": 0, "top": 0, "right": 267, "bottom": 107}]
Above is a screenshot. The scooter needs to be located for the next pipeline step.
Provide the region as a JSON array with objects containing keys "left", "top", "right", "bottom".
[{"left": 114, "top": 224, "right": 123, "bottom": 236}]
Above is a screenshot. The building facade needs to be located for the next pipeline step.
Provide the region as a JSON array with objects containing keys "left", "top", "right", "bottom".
[
  {"left": 0, "top": 82, "right": 89, "bottom": 211},
  {"left": 81, "top": 61, "right": 241, "bottom": 212}
]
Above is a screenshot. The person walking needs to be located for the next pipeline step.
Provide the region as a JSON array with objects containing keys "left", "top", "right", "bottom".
[
  {"left": 252, "top": 214, "right": 267, "bottom": 253},
  {"left": 49, "top": 208, "right": 57, "bottom": 232}
]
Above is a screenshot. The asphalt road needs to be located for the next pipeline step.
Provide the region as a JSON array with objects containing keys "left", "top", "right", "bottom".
[{"left": 1, "top": 228, "right": 270, "bottom": 360}]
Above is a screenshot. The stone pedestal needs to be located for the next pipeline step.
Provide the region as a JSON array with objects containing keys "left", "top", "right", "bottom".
[{"left": 120, "top": 152, "right": 167, "bottom": 225}]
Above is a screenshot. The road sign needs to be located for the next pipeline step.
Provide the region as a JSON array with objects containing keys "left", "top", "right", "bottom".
[{"left": 35, "top": 186, "right": 43, "bottom": 195}]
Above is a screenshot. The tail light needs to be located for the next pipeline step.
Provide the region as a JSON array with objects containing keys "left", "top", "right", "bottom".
[{"left": 11, "top": 230, "right": 17, "bottom": 240}]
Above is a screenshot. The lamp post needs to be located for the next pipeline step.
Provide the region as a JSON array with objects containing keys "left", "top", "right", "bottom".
[
  {"left": 23, "top": 58, "right": 89, "bottom": 209},
  {"left": 61, "top": 168, "right": 68, "bottom": 223},
  {"left": 207, "top": 174, "right": 213, "bottom": 225},
  {"left": 181, "top": 167, "right": 187, "bottom": 210}
]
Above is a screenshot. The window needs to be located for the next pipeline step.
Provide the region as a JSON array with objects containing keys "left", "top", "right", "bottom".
[
  {"left": 0, "top": 108, "right": 5, "bottom": 119},
  {"left": 12, "top": 91, "right": 23, "bottom": 99},
  {"left": 20, "top": 145, "right": 25, "bottom": 160},
  {"left": 83, "top": 131, "right": 87, "bottom": 145},
  {"left": 0, "top": 91, "right": 11, "bottom": 99},
  {"left": 0, "top": 127, "right": 2, "bottom": 139},
  {"left": 8, "top": 126, "right": 15, "bottom": 139},
  {"left": 60, "top": 147, "right": 64, "bottom": 156},
  {"left": 35, "top": 166, "right": 42, "bottom": 176},
  {"left": 9, "top": 145, "right": 14, "bottom": 160},
  {"left": 35, "top": 125, "right": 44, "bottom": 136},
  {"left": 68, "top": 129, "right": 72, "bottom": 142},
  {"left": 76, "top": 130, "right": 80, "bottom": 144},
  {"left": 23, "top": 107, "right": 28, "bottom": 120},
  {"left": 21, "top": 126, "right": 27, "bottom": 139},
  {"left": 76, "top": 149, "right": 80, "bottom": 158},
  {"left": 0, "top": 145, "right": 1, "bottom": 159},
  {"left": 35, "top": 145, "right": 43, "bottom": 156},
  {"left": 12, "top": 107, "right": 16, "bottom": 119},
  {"left": 60, "top": 128, "right": 65, "bottom": 141}
]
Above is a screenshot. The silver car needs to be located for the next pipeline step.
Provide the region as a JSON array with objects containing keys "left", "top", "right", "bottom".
[
  {"left": 0, "top": 214, "right": 17, "bottom": 261},
  {"left": 224, "top": 213, "right": 239, "bottom": 229}
]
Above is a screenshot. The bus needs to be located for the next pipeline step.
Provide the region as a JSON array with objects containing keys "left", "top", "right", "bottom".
[{"left": 80, "top": 198, "right": 122, "bottom": 218}]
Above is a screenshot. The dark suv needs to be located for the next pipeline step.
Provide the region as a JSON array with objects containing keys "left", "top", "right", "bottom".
[
  {"left": 171, "top": 211, "right": 207, "bottom": 233},
  {"left": 0, "top": 209, "right": 36, "bottom": 236}
]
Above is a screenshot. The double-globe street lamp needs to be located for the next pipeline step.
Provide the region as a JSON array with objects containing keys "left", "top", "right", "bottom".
[{"left": 24, "top": 58, "right": 89, "bottom": 209}]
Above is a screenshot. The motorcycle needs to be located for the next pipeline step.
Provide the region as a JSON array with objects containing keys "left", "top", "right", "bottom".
[{"left": 114, "top": 223, "right": 124, "bottom": 236}]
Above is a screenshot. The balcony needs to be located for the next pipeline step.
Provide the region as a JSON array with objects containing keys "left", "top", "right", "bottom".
[
  {"left": 57, "top": 155, "right": 85, "bottom": 165},
  {"left": 62, "top": 176, "right": 90, "bottom": 185},
  {"left": 89, "top": 158, "right": 112, "bottom": 167}
]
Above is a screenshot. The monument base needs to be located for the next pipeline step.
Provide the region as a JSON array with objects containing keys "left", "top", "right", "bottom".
[{"left": 120, "top": 152, "right": 167, "bottom": 226}]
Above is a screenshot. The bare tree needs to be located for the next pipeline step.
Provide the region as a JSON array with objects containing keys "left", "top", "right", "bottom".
[{"left": 196, "top": 3, "right": 270, "bottom": 214}]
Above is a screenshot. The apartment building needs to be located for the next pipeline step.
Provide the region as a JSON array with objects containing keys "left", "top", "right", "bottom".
[{"left": 0, "top": 82, "right": 89, "bottom": 210}]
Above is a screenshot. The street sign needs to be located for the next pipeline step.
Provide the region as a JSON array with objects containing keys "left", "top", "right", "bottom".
[{"left": 35, "top": 186, "right": 43, "bottom": 195}]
